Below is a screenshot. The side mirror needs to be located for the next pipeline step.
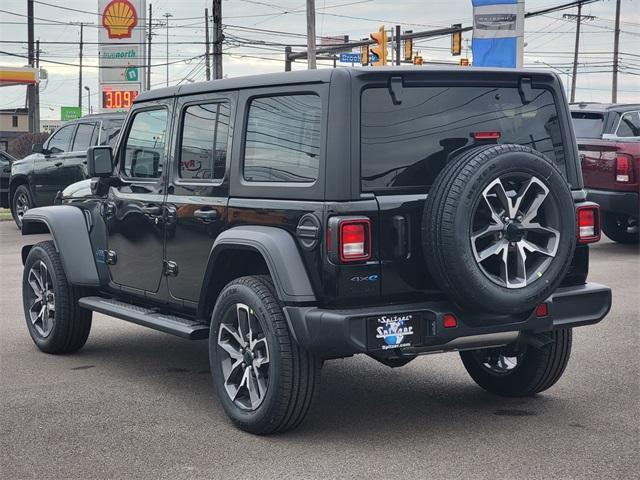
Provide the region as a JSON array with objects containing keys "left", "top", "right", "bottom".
[
  {"left": 87, "top": 146, "right": 114, "bottom": 178},
  {"left": 602, "top": 133, "right": 619, "bottom": 140},
  {"left": 32, "top": 143, "right": 43, "bottom": 154}
]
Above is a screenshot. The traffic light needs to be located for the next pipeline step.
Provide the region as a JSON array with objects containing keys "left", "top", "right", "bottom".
[
  {"left": 361, "top": 39, "right": 369, "bottom": 66},
  {"left": 413, "top": 55, "right": 423, "bottom": 65},
  {"left": 370, "top": 25, "right": 387, "bottom": 66},
  {"left": 404, "top": 30, "right": 413, "bottom": 62},
  {"left": 451, "top": 23, "right": 462, "bottom": 56}
]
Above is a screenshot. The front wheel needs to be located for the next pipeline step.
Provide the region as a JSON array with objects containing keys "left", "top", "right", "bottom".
[
  {"left": 209, "top": 275, "right": 321, "bottom": 434},
  {"left": 601, "top": 213, "right": 639, "bottom": 244},
  {"left": 22, "top": 241, "right": 92, "bottom": 354},
  {"left": 460, "top": 329, "right": 572, "bottom": 397},
  {"left": 12, "top": 184, "right": 32, "bottom": 230}
]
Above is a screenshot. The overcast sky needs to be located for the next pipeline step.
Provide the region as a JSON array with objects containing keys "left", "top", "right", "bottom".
[{"left": 1, "top": 0, "right": 638, "bottom": 119}]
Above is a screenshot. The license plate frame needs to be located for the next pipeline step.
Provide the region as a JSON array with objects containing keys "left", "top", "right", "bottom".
[{"left": 367, "top": 312, "right": 421, "bottom": 351}]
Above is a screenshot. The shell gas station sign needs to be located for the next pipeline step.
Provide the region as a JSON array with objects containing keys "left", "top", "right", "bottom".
[{"left": 98, "top": 0, "right": 146, "bottom": 112}]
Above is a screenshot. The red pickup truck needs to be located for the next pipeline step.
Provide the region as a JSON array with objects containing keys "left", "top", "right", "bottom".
[{"left": 571, "top": 103, "right": 640, "bottom": 244}]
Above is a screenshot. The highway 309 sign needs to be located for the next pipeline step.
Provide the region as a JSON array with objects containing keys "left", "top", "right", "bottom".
[{"left": 98, "top": 0, "right": 146, "bottom": 111}]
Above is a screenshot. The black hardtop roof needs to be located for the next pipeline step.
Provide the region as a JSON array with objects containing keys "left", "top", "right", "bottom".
[
  {"left": 135, "top": 66, "right": 559, "bottom": 103},
  {"left": 570, "top": 102, "right": 640, "bottom": 113}
]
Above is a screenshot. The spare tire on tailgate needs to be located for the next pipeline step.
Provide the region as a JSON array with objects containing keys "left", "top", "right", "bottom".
[{"left": 422, "top": 144, "right": 576, "bottom": 315}]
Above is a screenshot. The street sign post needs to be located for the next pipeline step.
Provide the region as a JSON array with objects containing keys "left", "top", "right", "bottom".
[{"left": 339, "top": 52, "right": 362, "bottom": 63}]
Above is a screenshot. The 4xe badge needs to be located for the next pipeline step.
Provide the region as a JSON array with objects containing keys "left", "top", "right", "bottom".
[{"left": 376, "top": 314, "right": 414, "bottom": 350}]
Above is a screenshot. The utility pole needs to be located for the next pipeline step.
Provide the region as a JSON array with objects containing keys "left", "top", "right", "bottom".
[
  {"left": 164, "top": 12, "right": 172, "bottom": 87},
  {"left": 205, "top": 8, "right": 211, "bottom": 81},
  {"left": 34, "top": 39, "right": 40, "bottom": 132},
  {"left": 395, "top": 25, "right": 401, "bottom": 66},
  {"left": 306, "top": 0, "right": 317, "bottom": 69},
  {"left": 27, "top": 0, "right": 36, "bottom": 133},
  {"left": 612, "top": 0, "right": 621, "bottom": 103},
  {"left": 147, "top": 3, "right": 152, "bottom": 90},
  {"left": 212, "top": 0, "right": 223, "bottom": 79},
  {"left": 285, "top": 46, "right": 292, "bottom": 72},
  {"left": 564, "top": 7, "right": 594, "bottom": 103},
  {"left": 78, "top": 23, "right": 84, "bottom": 111}
]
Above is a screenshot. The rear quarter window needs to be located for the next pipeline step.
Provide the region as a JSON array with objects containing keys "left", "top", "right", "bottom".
[
  {"left": 243, "top": 94, "right": 321, "bottom": 183},
  {"left": 361, "top": 86, "right": 566, "bottom": 191}
]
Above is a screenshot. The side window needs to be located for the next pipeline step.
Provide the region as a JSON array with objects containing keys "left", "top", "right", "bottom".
[
  {"left": 179, "top": 102, "right": 230, "bottom": 181},
  {"left": 47, "top": 125, "right": 75, "bottom": 154},
  {"left": 243, "top": 94, "right": 321, "bottom": 183},
  {"left": 122, "top": 109, "right": 168, "bottom": 179},
  {"left": 616, "top": 112, "right": 640, "bottom": 138},
  {"left": 72, "top": 123, "right": 96, "bottom": 151}
]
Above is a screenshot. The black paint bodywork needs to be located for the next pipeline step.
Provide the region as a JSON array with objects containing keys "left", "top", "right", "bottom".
[{"left": 23, "top": 67, "right": 610, "bottom": 356}]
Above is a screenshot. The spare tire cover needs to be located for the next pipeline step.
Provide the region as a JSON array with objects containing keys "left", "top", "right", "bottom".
[{"left": 422, "top": 144, "right": 576, "bottom": 315}]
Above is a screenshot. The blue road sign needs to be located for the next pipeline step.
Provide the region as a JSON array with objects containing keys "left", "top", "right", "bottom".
[{"left": 339, "top": 52, "right": 362, "bottom": 63}]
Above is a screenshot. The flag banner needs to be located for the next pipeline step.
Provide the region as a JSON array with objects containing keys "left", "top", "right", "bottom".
[{"left": 471, "top": 0, "right": 524, "bottom": 68}]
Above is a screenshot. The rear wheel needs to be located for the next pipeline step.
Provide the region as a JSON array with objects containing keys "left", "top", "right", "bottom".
[
  {"left": 22, "top": 241, "right": 92, "bottom": 354},
  {"left": 601, "top": 212, "right": 639, "bottom": 244},
  {"left": 460, "top": 329, "right": 572, "bottom": 397},
  {"left": 210, "top": 275, "right": 321, "bottom": 434}
]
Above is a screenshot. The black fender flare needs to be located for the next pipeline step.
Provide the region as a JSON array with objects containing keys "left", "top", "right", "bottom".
[
  {"left": 206, "top": 226, "right": 316, "bottom": 304},
  {"left": 21, "top": 206, "right": 100, "bottom": 287}
]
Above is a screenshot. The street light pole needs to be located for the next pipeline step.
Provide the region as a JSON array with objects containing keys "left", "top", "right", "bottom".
[
  {"left": 84, "top": 86, "right": 91, "bottom": 115},
  {"left": 164, "top": 12, "right": 172, "bottom": 87}
]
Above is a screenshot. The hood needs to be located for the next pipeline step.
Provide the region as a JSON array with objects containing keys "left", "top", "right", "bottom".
[{"left": 61, "top": 179, "right": 92, "bottom": 199}]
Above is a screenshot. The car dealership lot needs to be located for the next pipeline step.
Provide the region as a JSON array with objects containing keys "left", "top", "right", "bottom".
[{"left": 1, "top": 221, "right": 637, "bottom": 480}]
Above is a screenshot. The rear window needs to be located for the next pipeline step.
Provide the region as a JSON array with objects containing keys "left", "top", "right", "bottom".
[
  {"left": 361, "top": 86, "right": 566, "bottom": 191},
  {"left": 571, "top": 111, "right": 605, "bottom": 139}
]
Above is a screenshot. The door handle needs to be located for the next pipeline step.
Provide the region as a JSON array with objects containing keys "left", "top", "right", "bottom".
[
  {"left": 194, "top": 209, "right": 219, "bottom": 221},
  {"left": 54, "top": 162, "right": 63, "bottom": 167},
  {"left": 141, "top": 205, "right": 163, "bottom": 215}
]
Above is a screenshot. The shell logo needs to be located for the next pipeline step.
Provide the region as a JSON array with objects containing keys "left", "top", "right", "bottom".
[{"left": 102, "top": 0, "right": 138, "bottom": 39}]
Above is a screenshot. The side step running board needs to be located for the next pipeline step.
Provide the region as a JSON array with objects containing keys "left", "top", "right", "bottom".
[{"left": 78, "top": 296, "right": 209, "bottom": 340}]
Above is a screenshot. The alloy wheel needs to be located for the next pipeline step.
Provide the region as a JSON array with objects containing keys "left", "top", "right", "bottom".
[
  {"left": 217, "top": 303, "right": 270, "bottom": 411},
  {"left": 470, "top": 174, "right": 561, "bottom": 289},
  {"left": 26, "top": 260, "right": 55, "bottom": 338},
  {"left": 15, "top": 191, "right": 30, "bottom": 224},
  {"left": 473, "top": 348, "right": 524, "bottom": 375}
]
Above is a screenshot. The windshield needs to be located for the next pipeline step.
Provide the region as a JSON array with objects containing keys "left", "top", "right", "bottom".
[{"left": 571, "top": 112, "right": 604, "bottom": 139}]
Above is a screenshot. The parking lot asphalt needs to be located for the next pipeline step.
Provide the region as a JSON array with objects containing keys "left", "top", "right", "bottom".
[{"left": 1, "top": 220, "right": 638, "bottom": 480}]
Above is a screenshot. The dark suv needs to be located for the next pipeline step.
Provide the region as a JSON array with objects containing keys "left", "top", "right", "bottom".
[
  {"left": 9, "top": 113, "right": 124, "bottom": 228},
  {"left": 19, "top": 68, "right": 611, "bottom": 434}
]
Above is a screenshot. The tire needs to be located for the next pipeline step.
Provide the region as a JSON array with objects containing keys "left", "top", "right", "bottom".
[
  {"left": 22, "top": 241, "right": 92, "bottom": 354},
  {"left": 209, "top": 275, "right": 321, "bottom": 435},
  {"left": 601, "top": 212, "right": 639, "bottom": 244},
  {"left": 422, "top": 144, "right": 576, "bottom": 315},
  {"left": 460, "top": 328, "right": 572, "bottom": 397},
  {"left": 12, "top": 184, "right": 33, "bottom": 230}
]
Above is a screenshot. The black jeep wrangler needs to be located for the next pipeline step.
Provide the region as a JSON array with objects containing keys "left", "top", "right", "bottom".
[{"left": 19, "top": 68, "right": 612, "bottom": 434}]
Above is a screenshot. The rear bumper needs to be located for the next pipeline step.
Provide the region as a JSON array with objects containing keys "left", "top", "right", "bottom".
[
  {"left": 284, "top": 282, "right": 612, "bottom": 359},
  {"left": 586, "top": 188, "right": 639, "bottom": 218}
]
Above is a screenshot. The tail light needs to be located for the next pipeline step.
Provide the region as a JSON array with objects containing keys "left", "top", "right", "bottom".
[
  {"left": 615, "top": 155, "right": 633, "bottom": 183},
  {"left": 339, "top": 219, "right": 371, "bottom": 262},
  {"left": 327, "top": 217, "right": 372, "bottom": 263},
  {"left": 576, "top": 204, "right": 601, "bottom": 244}
]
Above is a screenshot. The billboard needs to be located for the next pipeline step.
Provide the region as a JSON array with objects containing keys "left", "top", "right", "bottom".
[
  {"left": 98, "top": 0, "right": 146, "bottom": 112},
  {"left": 471, "top": 0, "right": 524, "bottom": 68}
]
